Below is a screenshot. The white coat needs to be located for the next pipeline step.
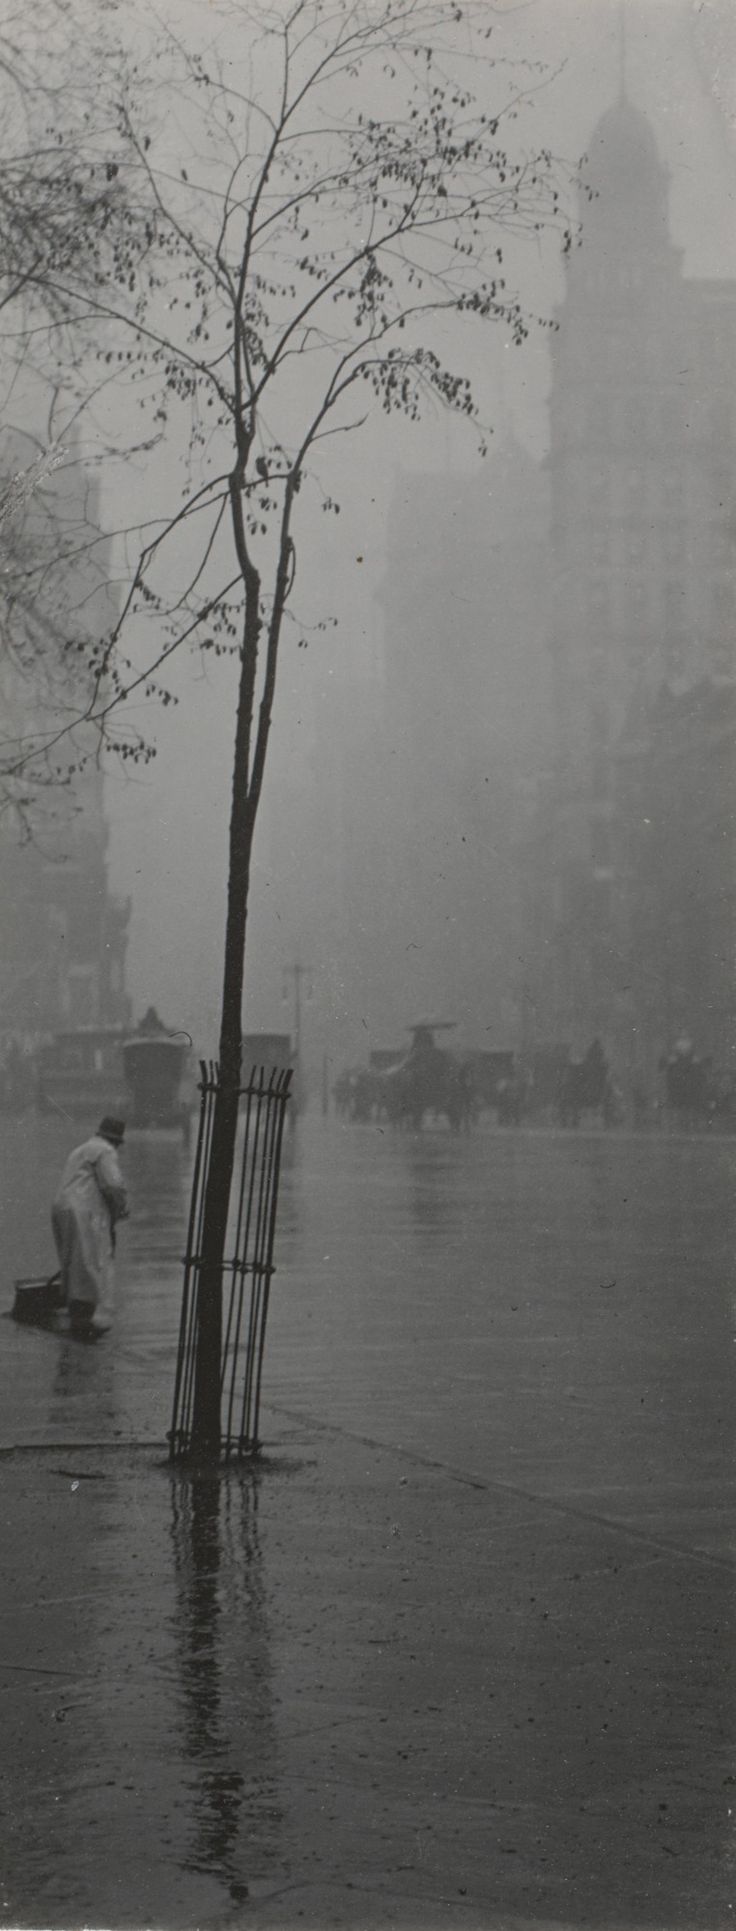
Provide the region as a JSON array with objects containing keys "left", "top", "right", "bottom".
[{"left": 51, "top": 1135, "right": 128, "bottom": 1326}]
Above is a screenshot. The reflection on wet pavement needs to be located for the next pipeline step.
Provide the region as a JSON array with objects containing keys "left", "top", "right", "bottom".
[
  {"left": 0, "top": 1104, "right": 733, "bottom": 1928},
  {"left": 170, "top": 1470, "right": 280, "bottom": 1905},
  {"left": 50, "top": 1331, "right": 118, "bottom": 1434}
]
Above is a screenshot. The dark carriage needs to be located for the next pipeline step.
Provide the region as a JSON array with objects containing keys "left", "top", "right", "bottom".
[
  {"left": 377, "top": 1022, "right": 474, "bottom": 1131},
  {"left": 122, "top": 1007, "right": 193, "bottom": 1135},
  {"left": 336, "top": 1024, "right": 478, "bottom": 1131}
]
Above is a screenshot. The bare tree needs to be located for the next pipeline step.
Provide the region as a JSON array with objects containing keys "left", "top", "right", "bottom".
[
  {"left": 8, "top": 0, "right": 581, "bottom": 1453},
  {"left": 0, "top": 431, "right": 123, "bottom": 839}
]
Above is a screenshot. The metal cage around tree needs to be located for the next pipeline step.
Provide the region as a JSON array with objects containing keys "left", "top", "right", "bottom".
[{"left": 169, "top": 1060, "right": 293, "bottom": 1461}]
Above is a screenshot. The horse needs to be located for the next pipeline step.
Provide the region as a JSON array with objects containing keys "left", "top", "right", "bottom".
[
  {"left": 557, "top": 1039, "right": 616, "bottom": 1128},
  {"left": 495, "top": 1075, "right": 525, "bottom": 1126}
]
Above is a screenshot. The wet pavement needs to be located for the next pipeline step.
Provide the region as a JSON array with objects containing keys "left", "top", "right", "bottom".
[{"left": 0, "top": 1111, "right": 733, "bottom": 1927}]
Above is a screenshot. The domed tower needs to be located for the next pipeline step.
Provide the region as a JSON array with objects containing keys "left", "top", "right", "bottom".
[
  {"left": 535, "top": 86, "right": 736, "bottom": 1055},
  {"left": 548, "top": 98, "right": 686, "bottom": 788}
]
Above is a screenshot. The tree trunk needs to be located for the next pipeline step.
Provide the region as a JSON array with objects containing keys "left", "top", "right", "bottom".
[
  {"left": 188, "top": 473, "right": 289, "bottom": 1459},
  {"left": 190, "top": 636, "right": 257, "bottom": 1459}
]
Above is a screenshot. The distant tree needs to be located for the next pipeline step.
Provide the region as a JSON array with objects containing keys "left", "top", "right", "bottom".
[
  {"left": 0, "top": 434, "right": 120, "bottom": 836},
  {"left": 7, "top": 0, "right": 582, "bottom": 1454},
  {"left": 0, "top": 0, "right": 129, "bottom": 325},
  {"left": 0, "top": 2, "right": 138, "bottom": 826}
]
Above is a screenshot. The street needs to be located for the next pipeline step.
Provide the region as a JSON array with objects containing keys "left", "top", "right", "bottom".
[{"left": 0, "top": 1112, "right": 733, "bottom": 1927}]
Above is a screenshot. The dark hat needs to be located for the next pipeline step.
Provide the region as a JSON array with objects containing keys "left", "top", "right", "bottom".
[{"left": 98, "top": 1116, "right": 126, "bottom": 1145}]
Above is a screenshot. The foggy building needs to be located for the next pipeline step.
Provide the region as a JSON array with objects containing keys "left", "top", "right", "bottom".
[
  {"left": 523, "top": 93, "right": 736, "bottom": 1070},
  {"left": 0, "top": 789, "right": 131, "bottom": 1039},
  {"left": 246, "top": 435, "right": 552, "bottom": 1070},
  {"left": 246, "top": 640, "right": 386, "bottom": 1074},
  {"left": 236, "top": 93, "right": 736, "bottom": 1085},
  {"left": 0, "top": 439, "right": 131, "bottom": 1042},
  {"left": 368, "top": 438, "right": 551, "bottom": 1051},
  {"left": 614, "top": 678, "right": 736, "bottom": 1076}
]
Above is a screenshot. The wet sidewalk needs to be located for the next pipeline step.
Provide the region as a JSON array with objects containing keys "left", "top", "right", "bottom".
[
  {"left": 1, "top": 1114, "right": 733, "bottom": 1926},
  {"left": 1, "top": 1410, "right": 732, "bottom": 1931}
]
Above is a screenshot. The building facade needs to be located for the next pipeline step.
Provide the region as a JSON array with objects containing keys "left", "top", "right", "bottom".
[
  {"left": 613, "top": 679, "right": 735, "bottom": 1076},
  {"left": 0, "top": 783, "right": 131, "bottom": 1041},
  {"left": 523, "top": 96, "right": 736, "bottom": 1074},
  {"left": 368, "top": 442, "right": 552, "bottom": 1054},
  {"left": 0, "top": 436, "right": 131, "bottom": 1046}
]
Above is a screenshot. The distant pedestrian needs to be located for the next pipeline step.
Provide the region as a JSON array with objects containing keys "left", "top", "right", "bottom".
[{"left": 51, "top": 1117, "right": 128, "bottom": 1337}]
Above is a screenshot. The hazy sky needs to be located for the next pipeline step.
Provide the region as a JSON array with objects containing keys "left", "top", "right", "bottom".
[{"left": 104, "top": 0, "right": 736, "bottom": 1052}]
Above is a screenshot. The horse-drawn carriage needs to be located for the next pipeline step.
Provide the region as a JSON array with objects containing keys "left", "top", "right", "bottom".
[
  {"left": 336, "top": 1029, "right": 623, "bottom": 1132},
  {"left": 122, "top": 1007, "right": 193, "bottom": 1134},
  {"left": 335, "top": 1023, "right": 473, "bottom": 1131},
  {"left": 518, "top": 1040, "right": 619, "bottom": 1128},
  {"left": 378, "top": 1023, "right": 474, "bottom": 1130}
]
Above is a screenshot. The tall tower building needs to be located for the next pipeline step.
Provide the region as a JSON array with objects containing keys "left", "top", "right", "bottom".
[{"left": 526, "top": 93, "right": 736, "bottom": 1061}]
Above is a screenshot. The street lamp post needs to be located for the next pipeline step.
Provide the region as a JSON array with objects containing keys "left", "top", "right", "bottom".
[{"left": 283, "top": 960, "right": 311, "bottom": 1112}]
